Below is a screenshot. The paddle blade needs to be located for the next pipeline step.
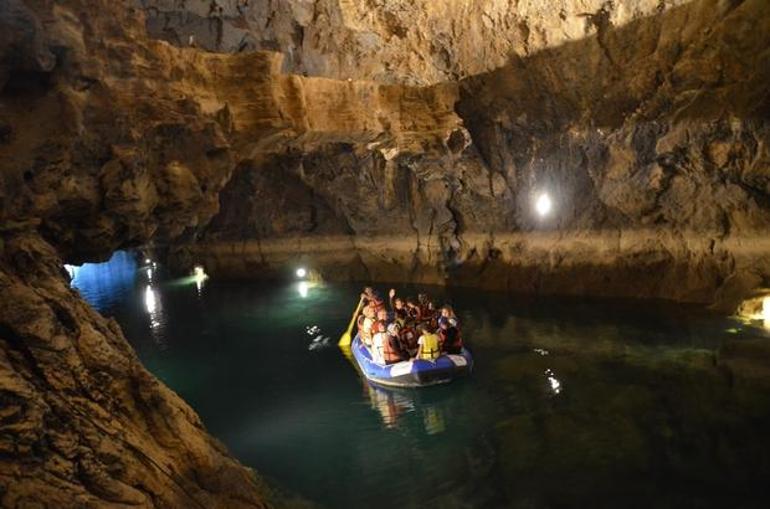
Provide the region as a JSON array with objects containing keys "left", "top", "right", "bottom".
[
  {"left": 338, "top": 296, "right": 364, "bottom": 347},
  {"left": 338, "top": 344, "right": 355, "bottom": 365}
]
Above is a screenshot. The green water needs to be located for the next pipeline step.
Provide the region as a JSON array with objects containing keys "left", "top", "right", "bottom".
[{"left": 72, "top": 254, "right": 770, "bottom": 508}]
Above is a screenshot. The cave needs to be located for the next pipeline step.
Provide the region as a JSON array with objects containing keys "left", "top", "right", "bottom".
[{"left": 1, "top": 0, "right": 769, "bottom": 507}]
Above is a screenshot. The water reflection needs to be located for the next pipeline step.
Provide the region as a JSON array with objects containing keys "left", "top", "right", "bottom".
[
  {"left": 144, "top": 285, "right": 160, "bottom": 326},
  {"left": 69, "top": 251, "right": 137, "bottom": 312},
  {"left": 143, "top": 279, "right": 166, "bottom": 347},
  {"left": 362, "top": 382, "right": 447, "bottom": 435},
  {"left": 306, "top": 325, "right": 331, "bottom": 351},
  {"left": 544, "top": 368, "right": 562, "bottom": 395},
  {"left": 99, "top": 279, "right": 770, "bottom": 509}
]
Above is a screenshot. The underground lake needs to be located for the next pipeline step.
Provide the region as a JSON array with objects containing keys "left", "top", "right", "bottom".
[{"left": 66, "top": 252, "right": 770, "bottom": 509}]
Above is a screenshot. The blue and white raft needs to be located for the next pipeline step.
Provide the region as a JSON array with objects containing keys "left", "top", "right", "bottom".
[{"left": 351, "top": 334, "right": 473, "bottom": 388}]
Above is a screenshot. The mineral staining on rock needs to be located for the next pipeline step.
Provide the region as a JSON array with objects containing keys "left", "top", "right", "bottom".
[
  {"left": 136, "top": 0, "right": 692, "bottom": 85},
  {"left": 157, "top": 0, "right": 770, "bottom": 311},
  {"left": 1, "top": 0, "right": 770, "bottom": 505},
  {"left": 0, "top": 234, "right": 269, "bottom": 507}
]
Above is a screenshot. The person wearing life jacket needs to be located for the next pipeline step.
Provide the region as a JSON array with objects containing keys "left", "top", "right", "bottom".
[
  {"left": 372, "top": 320, "right": 390, "bottom": 364},
  {"left": 418, "top": 293, "right": 437, "bottom": 328},
  {"left": 415, "top": 325, "right": 441, "bottom": 361},
  {"left": 369, "top": 308, "right": 389, "bottom": 337},
  {"left": 440, "top": 305, "right": 458, "bottom": 325},
  {"left": 388, "top": 288, "right": 409, "bottom": 325},
  {"left": 399, "top": 323, "right": 418, "bottom": 357},
  {"left": 359, "top": 304, "right": 376, "bottom": 346},
  {"left": 361, "top": 286, "right": 386, "bottom": 313},
  {"left": 382, "top": 322, "right": 405, "bottom": 364},
  {"left": 417, "top": 293, "right": 434, "bottom": 316},
  {"left": 405, "top": 297, "right": 421, "bottom": 322},
  {"left": 438, "top": 317, "right": 463, "bottom": 354}
]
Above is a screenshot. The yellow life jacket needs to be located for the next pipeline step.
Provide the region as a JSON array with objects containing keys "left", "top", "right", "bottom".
[{"left": 419, "top": 333, "right": 440, "bottom": 360}]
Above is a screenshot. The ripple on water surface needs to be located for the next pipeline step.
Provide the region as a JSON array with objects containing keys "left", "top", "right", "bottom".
[{"left": 72, "top": 252, "right": 770, "bottom": 509}]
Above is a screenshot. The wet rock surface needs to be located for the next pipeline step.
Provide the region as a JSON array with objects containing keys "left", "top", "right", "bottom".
[
  {"left": 0, "top": 233, "right": 269, "bottom": 507},
  {"left": 0, "top": 0, "right": 769, "bottom": 506},
  {"left": 179, "top": 0, "right": 770, "bottom": 312},
  {"left": 134, "top": 0, "right": 691, "bottom": 85}
]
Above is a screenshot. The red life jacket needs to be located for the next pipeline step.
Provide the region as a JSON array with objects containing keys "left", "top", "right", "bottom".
[
  {"left": 371, "top": 320, "right": 385, "bottom": 335},
  {"left": 369, "top": 297, "right": 386, "bottom": 313},
  {"left": 382, "top": 336, "right": 402, "bottom": 364}
]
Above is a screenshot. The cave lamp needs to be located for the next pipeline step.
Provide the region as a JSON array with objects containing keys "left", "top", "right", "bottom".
[{"left": 535, "top": 192, "right": 552, "bottom": 217}]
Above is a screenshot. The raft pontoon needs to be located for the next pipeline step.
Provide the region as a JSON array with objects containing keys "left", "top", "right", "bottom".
[{"left": 350, "top": 334, "right": 473, "bottom": 388}]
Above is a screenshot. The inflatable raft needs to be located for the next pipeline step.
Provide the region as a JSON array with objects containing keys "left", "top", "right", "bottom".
[{"left": 351, "top": 335, "right": 473, "bottom": 388}]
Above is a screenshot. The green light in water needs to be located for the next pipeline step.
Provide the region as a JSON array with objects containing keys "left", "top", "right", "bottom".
[{"left": 193, "top": 265, "right": 208, "bottom": 292}]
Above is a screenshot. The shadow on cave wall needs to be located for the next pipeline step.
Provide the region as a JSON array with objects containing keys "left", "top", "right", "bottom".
[
  {"left": 454, "top": 0, "right": 770, "bottom": 235},
  {"left": 202, "top": 0, "right": 770, "bottom": 247}
]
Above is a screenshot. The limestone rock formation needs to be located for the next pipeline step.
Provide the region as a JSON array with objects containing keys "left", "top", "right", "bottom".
[
  {"left": 1, "top": 0, "right": 274, "bottom": 505},
  {"left": 1, "top": 0, "right": 770, "bottom": 505},
  {"left": 135, "top": 0, "right": 691, "bottom": 85},
  {"left": 0, "top": 233, "right": 269, "bottom": 507},
  {"left": 175, "top": 0, "right": 770, "bottom": 311}
]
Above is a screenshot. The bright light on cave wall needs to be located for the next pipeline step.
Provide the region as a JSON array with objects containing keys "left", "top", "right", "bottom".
[{"left": 535, "top": 193, "right": 552, "bottom": 217}]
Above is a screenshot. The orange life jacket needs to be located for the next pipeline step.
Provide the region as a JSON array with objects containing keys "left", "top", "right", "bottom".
[
  {"left": 367, "top": 297, "right": 385, "bottom": 313},
  {"left": 371, "top": 320, "right": 386, "bottom": 335},
  {"left": 382, "top": 336, "right": 402, "bottom": 364}
]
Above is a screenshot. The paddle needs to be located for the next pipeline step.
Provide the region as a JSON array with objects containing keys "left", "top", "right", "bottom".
[{"left": 338, "top": 296, "right": 364, "bottom": 347}]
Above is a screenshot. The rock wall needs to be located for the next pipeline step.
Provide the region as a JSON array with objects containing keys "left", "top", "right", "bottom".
[
  {"left": 0, "top": 0, "right": 467, "bottom": 503},
  {"left": 1, "top": 0, "right": 769, "bottom": 504},
  {"left": 134, "top": 0, "right": 690, "bottom": 85},
  {"left": 1, "top": 1, "right": 291, "bottom": 505},
  {"left": 0, "top": 233, "right": 269, "bottom": 507},
  {"left": 174, "top": 0, "right": 770, "bottom": 312}
]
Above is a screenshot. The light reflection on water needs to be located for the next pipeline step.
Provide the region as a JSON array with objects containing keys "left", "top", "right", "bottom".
[
  {"left": 70, "top": 250, "right": 173, "bottom": 347},
  {"left": 72, "top": 260, "right": 770, "bottom": 509},
  {"left": 69, "top": 251, "right": 138, "bottom": 312}
]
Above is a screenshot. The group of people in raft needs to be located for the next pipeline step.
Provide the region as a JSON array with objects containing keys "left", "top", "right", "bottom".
[{"left": 357, "top": 287, "right": 464, "bottom": 364}]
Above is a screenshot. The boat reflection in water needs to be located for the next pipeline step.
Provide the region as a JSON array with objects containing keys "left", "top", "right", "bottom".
[{"left": 362, "top": 381, "right": 447, "bottom": 435}]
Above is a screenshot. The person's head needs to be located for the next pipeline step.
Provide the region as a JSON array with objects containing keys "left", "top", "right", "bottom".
[
  {"left": 418, "top": 293, "right": 428, "bottom": 305},
  {"left": 394, "top": 297, "right": 404, "bottom": 309},
  {"left": 363, "top": 304, "right": 375, "bottom": 318},
  {"left": 441, "top": 305, "right": 454, "bottom": 318},
  {"left": 419, "top": 325, "right": 431, "bottom": 335},
  {"left": 377, "top": 320, "right": 387, "bottom": 331},
  {"left": 387, "top": 323, "right": 400, "bottom": 337},
  {"left": 376, "top": 308, "right": 388, "bottom": 321}
]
